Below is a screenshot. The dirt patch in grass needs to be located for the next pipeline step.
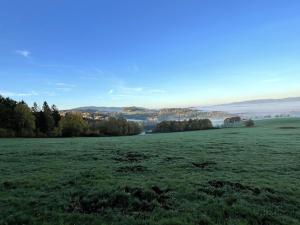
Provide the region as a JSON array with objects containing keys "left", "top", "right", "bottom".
[
  {"left": 67, "top": 186, "right": 172, "bottom": 214},
  {"left": 206, "top": 181, "right": 297, "bottom": 208},
  {"left": 199, "top": 180, "right": 278, "bottom": 198},
  {"left": 164, "top": 156, "right": 184, "bottom": 162},
  {"left": 151, "top": 185, "right": 171, "bottom": 195},
  {"left": 2, "top": 180, "right": 32, "bottom": 190},
  {"left": 125, "top": 186, "right": 172, "bottom": 210},
  {"left": 208, "top": 180, "right": 262, "bottom": 194},
  {"left": 192, "top": 162, "right": 217, "bottom": 169},
  {"left": 2, "top": 181, "right": 16, "bottom": 190},
  {"left": 225, "top": 132, "right": 241, "bottom": 135},
  {"left": 116, "top": 165, "right": 147, "bottom": 173},
  {"left": 278, "top": 126, "right": 298, "bottom": 129},
  {"left": 113, "top": 152, "right": 150, "bottom": 163}
]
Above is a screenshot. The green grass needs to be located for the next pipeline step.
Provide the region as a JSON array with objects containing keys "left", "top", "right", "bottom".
[{"left": 0, "top": 118, "right": 300, "bottom": 225}]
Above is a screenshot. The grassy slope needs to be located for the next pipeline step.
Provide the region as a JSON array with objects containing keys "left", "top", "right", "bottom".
[{"left": 0, "top": 118, "right": 299, "bottom": 225}]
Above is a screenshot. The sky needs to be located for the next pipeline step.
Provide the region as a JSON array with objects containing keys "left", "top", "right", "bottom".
[{"left": 1, "top": 0, "right": 300, "bottom": 109}]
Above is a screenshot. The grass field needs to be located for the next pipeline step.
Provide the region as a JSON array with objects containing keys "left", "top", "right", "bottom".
[{"left": 0, "top": 118, "right": 300, "bottom": 225}]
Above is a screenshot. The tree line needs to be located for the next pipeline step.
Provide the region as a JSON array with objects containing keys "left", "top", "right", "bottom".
[
  {"left": 0, "top": 95, "right": 142, "bottom": 137},
  {"left": 86, "top": 117, "right": 141, "bottom": 136},
  {"left": 223, "top": 116, "right": 255, "bottom": 128},
  {"left": 153, "top": 119, "right": 213, "bottom": 133}
]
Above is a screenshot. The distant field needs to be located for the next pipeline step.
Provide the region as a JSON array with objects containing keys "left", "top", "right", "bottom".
[{"left": 0, "top": 118, "right": 299, "bottom": 225}]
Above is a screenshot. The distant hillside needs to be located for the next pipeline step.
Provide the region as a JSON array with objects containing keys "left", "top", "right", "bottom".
[
  {"left": 63, "top": 97, "right": 300, "bottom": 121},
  {"left": 63, "top": 106, "right": 123, "bottom": 113},
  {"left": 220, "top": 97, "right": 300, "bottom": 106},
  {"left": 62, "top": 106, "right": 235, "bottom": 127},
  {"left": 200, "top": 97, "right": 300, "bottom": 118}
]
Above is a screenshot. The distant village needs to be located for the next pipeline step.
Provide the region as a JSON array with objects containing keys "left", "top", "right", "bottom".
[
  {"left": 60, "top": 107, "right": 236, "bottom": 127},
  {"left": 60, "top": 106, "right": 294, "bottom": 129}
]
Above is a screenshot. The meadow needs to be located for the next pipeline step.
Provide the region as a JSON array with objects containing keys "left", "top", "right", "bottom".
[{"left": 0, "top": 118, "right": 299, "bottom": 225}]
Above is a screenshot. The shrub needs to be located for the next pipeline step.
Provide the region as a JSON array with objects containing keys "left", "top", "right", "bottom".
[
  {"left": 245, "top": 119, "right": 255, "bottom": 127},
  {"left": 223, "top": 116, "right": 242, "bottom": 128},
  {"left": 59, "top": 113, "right": 88, "bottom": 137}
]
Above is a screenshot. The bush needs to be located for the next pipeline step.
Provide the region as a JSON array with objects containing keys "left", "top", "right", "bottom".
[
  {"left": 223, "top": 116, "right": 242, "bottom": 128},
  {"left": 59, "top": 113, "right": 88, "bottom": 137},
  {"left": 245, "top": 119, "right": 255, "bottom": 127}
]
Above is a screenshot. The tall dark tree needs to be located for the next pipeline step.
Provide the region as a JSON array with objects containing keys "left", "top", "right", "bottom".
[
  {"left": 0, "top": 95, "right": 17, "bottom": 130},
  {"left": 32, "top": 102, "right": 40, "bottom": 113},
  {"left": 31, "top": 102, "right": 41, "bottom": 135},
  {"left": 40, "top": 101, "right": 55, "bottom": 135},
  {"left": 51, "top": 104, "right": 61, "bottom": 127},
  {"left": 0, "top": 95, "right": 18, "bottom": 137}
]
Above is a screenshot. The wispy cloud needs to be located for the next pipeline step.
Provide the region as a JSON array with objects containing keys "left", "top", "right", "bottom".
[
  {"left": 41, "top": 91, "right": 57, "bottom": 97},
  {"left": 56, "top": 87, "right": 73, "bottom": 92},
  {"left": 45, "top": 82, "right": 77, "bottom": 92},
  {"left": 108, "top": 83, "right": 166, "bottom": 98},
  {"left": 94, "top": 67, "right": 103, "bottom": 74},
  {"left": 148, "top": 89, "right": 166, "bottom": 94},
  {"left": 122, "top": 86, "right": 143, "bottom": 93},
  {"left": 128, "top": 64, "right": 139, "bottom": 72},
  {"left": 54, "top": 82, "right": 76, "bottom": 92},
  {"left": 15, "top": 50, "right": 31, "bottom": 58},
  {"left": 35, "top": 63, "right": 76, "bottom": 69},
  {"left": 78, "top": 68, "right": 117, "bottom": 82},
  {"left": 132, "top": 64, "right": 139, "bottom": 72},
  {"left": 110, "top": 85, "right": 143, "bottom": 95},
  {"left": 0, "top": 90, "right": 38, "bottom": 97},
  {"left": 262, "top": 77, "right": 283, "bottom": 83},
  {"left": 55, "top": 82, "right": 76, "bottom": 88}
]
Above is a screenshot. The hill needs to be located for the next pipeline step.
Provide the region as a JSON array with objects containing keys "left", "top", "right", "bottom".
[
  {"left": 200, "top": 97, "right": 300, "bottom": 118},
  {"left": 63, "top": 106, "right": 123, "bottom": 113}
]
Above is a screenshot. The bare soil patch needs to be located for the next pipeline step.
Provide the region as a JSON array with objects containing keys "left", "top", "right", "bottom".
[
  {"left": 198, "top": 180, "right": 278, "bottom": 198},
  {"left": 192, "top": 161, "right": 217, "bottom": 169},
  {"left": 116, "top": 165, "right": 147, "bottom": 173},
  {"left": 278, "top": 126, "right": 298, "bottom": 129},
  {"left": 164, "top": 156, "right": 184, "bottom": 162},
  {"left": 67, "top": 186, "right": 173, "bottom": 214},
  {"left": 113, "top": 152, "right": 150, "bottom": 163},
  {"left": 2, "top": 181, "right": 16, "bottom": 190}
]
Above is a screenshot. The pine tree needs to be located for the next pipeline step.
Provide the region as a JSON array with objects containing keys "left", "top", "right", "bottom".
[
  {"left": 51, "top": 104, "right": 61, "bottom": 127},
  {"left": 41, "top": 101, "right": 55, "bottom": 135}
]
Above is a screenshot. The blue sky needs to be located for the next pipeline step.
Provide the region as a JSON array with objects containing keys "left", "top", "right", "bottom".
[{"left": 1, "top": 0, "right": 300, "bottom": 109}]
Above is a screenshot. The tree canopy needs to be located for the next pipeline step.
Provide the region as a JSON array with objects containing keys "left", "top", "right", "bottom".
[
  {"left": 0, "top": 95, "right": 142, "bottom": 138},
  {"left": 154, "top": 119, "right": 213, "bottom": 133}
]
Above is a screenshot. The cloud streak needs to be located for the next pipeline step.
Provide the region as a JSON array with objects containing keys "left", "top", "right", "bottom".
[
  {"left": 54, "top": 82, "right": 76, "bottom": 92},
  {"left": 15, "top": 50, "right": 31, "bottom": 58},
  {"left": 262, "top": 77, "right": 283, "bottom": 83},
  {"left": 108, "top": 84, "right": 166, "bottom": 98},
  {"left": 55, "top": 82, "right": 76, "bottom": 88},
  {"left": 0, "top": 90, "right": 38, "bottom": 97}
]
